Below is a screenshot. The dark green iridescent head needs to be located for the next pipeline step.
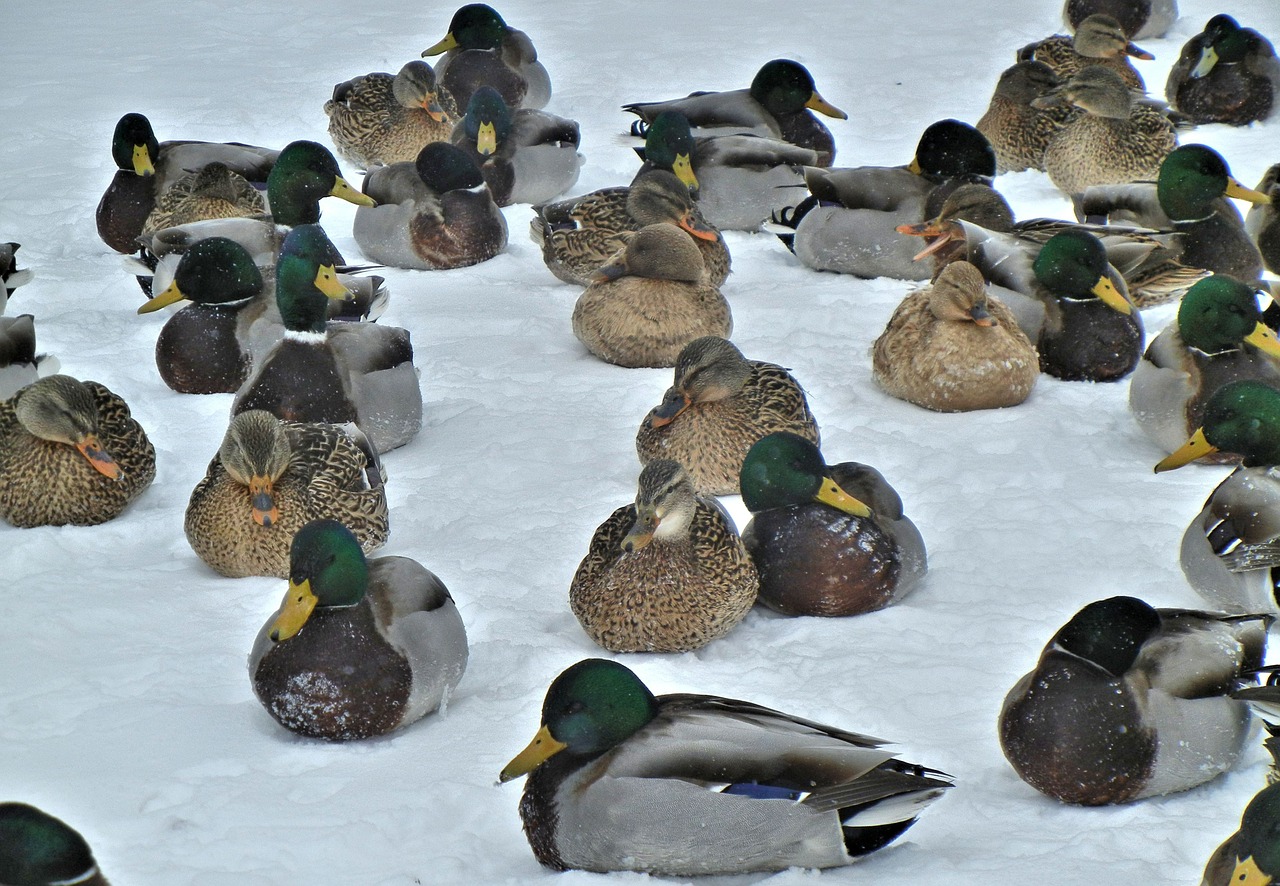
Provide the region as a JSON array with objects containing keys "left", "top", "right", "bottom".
[
  {"left": 643, "top": 112, "right": 696, "bottom": 177},
  {"left": 1202, "top": 14, "right": 1253, "bottom": 65},
  {"left": 461, "top": 85, "right": 514, "bottom": 146},
  {"left": 172, "top": 237, "right": 264, "bottom": 305},
  {"left": 1032, "top": 230, "right": 1111, "bottom": 298},
  {"left": 541, "top": 658, "right": 660, "bottom": 755},
  {"left": 274, "top": 223, "right": 345, "bottom": 333},
  {"left": 0, "top": 803, "right": 99, "bottom": 886},
  {"left": 1157, "top": 145, "right": 1233, "bottom": 221},
  {"left": 1176, "top": 275, "right": 1269, "bottom": 354},
  {"left": 447, "top": 4, "right": 510, "bottom": 49},
  {"left": 266, "top": 141, "right": 345, "bottom": 226},
  {"left": 740, "top": 431, "right": 828, "bottom": 512},
  {"left": 1052, "top": 596, "right": 1161, "bottom": 677},
  {"left": 1199, "top": 380, "right": 1280, "bottom": 467},
  {"left": 289, "top": 519, "right": 369, "bottom": 607}
]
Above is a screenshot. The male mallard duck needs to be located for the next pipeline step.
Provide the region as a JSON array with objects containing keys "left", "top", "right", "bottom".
[
  {"left": 95, "top": 112, "right": 278, "bottom": 254},
  {"left": 0, "top": 314, "right": 59, "bottom": 400},
  {"left": 0, "top": 374, "right": 155, "bottom": 527},
  {"left": 530, "top": 168, "right": 728, "bottom": 287},
  {"left": 1018, "top": 13, "right": 1154, "bottom": 91},
  {"left": 233, "top": 225, "right": 421, "bottom": 454},
  {"left": 1063, "top": 0, "right": 1178, "bottom": 39},
  {"left": 1080, "top": 144, "right": 1272, "bottom": 283},
  {"left": 185, "top": 411, "right": 389, "bottom": 579},
  {"left": 354, "top": 141, "right": 507, "bottom": 270},
  {"left": 571, "top": 223, "right": 731, "bottom": 368},
  {"left": 421, "top": 3, "right": 550, "bottom": 110},
  {"left": 635, "top": 336, "right": 819, "bottom": 495},
  {"left": 249, "top": 519, "right": 467, "bottom": 741},
  {"left": 999, "top": 595, "right": 1269, "bottom": 805},
  {"left": 739, "top": 432, "right": 927, "bottom": 617},
  {"left": 976, "top": 61, "right": 1074, "bottom": 174},
  {"left": 325, "top": 61, "right": 458, "bottom": 171},
  {"left": 1234, "top": 669, "right": 1280, "bottom": 785},
  {"left": 568, "top": 459, "right": 757, "bottom": 653},
  {"left": 1202, "top": 782, "right": 1280, "bottom": 886},
  {"left": 872, "top": 261, "right": 1039, "bottom": 411},
  {"left": 450, "top": 85, "right": 581, "bottom": 207},
  {"left": 1246, "top": 163, "right": 1280, "bottom": 276},
  {"left": 500, "top": 658, "right": 952, "bottom": 875},
  {"left": 0, "top": 802, "right": 108, "bottom": 886},
  {"left": 0, "top": 241, "right": 33, "bottom": 312},
  {"left": 1130, "top": 275, "right": 1280, "bottom": 462},
  {"left": 1166, "top": 14, "right": 1280, "bottom": 126},
  {"left": 140, "top": 161, "right": 265, "bottom": 236}
]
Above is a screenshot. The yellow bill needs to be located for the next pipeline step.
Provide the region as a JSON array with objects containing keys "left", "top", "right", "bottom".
[
  {"left": 1154, "top": 427, "right": 1217, "bottom": 472},
  {"left": 476, "top": 121, "right": 498, "bottom": 155},
  {"left": 270, "top": 579, "right": 318, "bottom": 642},
  {"left": 805, "top": 91, "right": 847, "bottom": 120},
  {"left": 1246, "top": 322, "right": 1280, "bottom": 358},
  {"left": 137, "top": 281, "right": 188, "bottom": 314},
  {"left": 422, "top": 32, "right": 458, "bottom": 56},
  {"left": 672, "top": 154, "right": 698, "bottom": 192},
  {"left": 816, "top": 477, "right": 871, "bottom": 517},
  {"left": 1091, "top": 275, "right": 1132, "bottom": 315},
  {"left": 313, "top": 264, "right": 351, "bottom": 299},
  {"left": 331, "top": 176, "right": 376, "bottom": 207},
  {"left": 1226, "top": 177, "right": 1272, "bottom": 206},
  {"left": 132, "top": 144, "right": 155, "bottom": 177},
  {"left": 499, "top": 724, "right": 568, "bottom": 782}
]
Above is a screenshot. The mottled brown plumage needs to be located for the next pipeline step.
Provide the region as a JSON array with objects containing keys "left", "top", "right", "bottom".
[
  {"left": 325, "top": 61, "right": 459, "bottom": 171},
  {"left": 977, "top": 62, "right": 1074, "bottom": 173},
  {"left": 140, "top": 161, "right": 265, "bottom": 235},
  {"left": 1019, "top": 14, "right": 1152, "bottom": 90}
]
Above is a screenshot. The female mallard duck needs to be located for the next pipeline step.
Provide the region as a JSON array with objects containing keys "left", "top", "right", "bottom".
[
  {"left": 635, "top": 336, "right": 819, "bottom": 495},
  {"left": 95, "top": 112, "right": 278, "bottom": 254},
  {"left": 0, "top": 314, "right": 59, "bottom": 400},
  {"left": 999, "top": 595, "right": 1269, "bottom": 805},
  {"left": 1063, "top": 0, "right": 1178, "bottom": 39},
  {"left": 571, "top": 223, "right": 731, "bottom": 368},
  {"left": 977, "top": 61, "right": 1073, "bottom": 174},
  {"left": 530, "top": 168, "right": 728, "bottom": 287},
  {"left": 1166, "top": 14, "right": 1280, "bottom": 126},
  {"left": 1130, "top": 275, "right": 1280, "bottom": 462},
  {"left": 568, "top": 459, "right": 757, "bottom": 653},
  {"left": 450, "top": 85, "right": 581, "bottom": 207},
  {"left": 500, "top": 658, "right": 952, "bottom": 875},
  {"left": 1, "top": 241, "right": 32, "bottom": 311},
  {"left": 250, "top": 519, "right": 467, "bottom": 741},
  {"left": 140, "top": 161, "right": 264, "bottom": 236},
  {"left": 872, "top": 261, "right": 1039, "bottom": 411},
  {"left": 1202, "top": 782, "right": 1280, "bottom": 886},
  {"left": 0, "top": 374, "right": 155, "bottom": 527},
  {"left": 1246, "top": 163, "right": 1280, "bottom": 275},
  {"left": 0, "top": 802, "right": 108, "bottom": 886},
  {"left": 185, "top": 411, "right": 389, "bottom": 579},
  {"left": 325, "top": 61, "right": 458, "bottom": 171},
  {"left": 354, "top": 141, "right": 507, "bottom": 270},
  {"left": 1018, "top": 13, "right": 1154, "bottom": 91},
  {"left": 739, "top": 432, "right": 927, "bottom": 617},
  {"left": 233, "top": 225, "right": 421, "bottom": 454},
  {"left": 421, "top": 3, "right": 550, "bottom": 110}
]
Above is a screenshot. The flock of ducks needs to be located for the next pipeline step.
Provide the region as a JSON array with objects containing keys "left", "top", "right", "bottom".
[{"left": 6, "top": 0, "right": 1280, "bottom": 882}]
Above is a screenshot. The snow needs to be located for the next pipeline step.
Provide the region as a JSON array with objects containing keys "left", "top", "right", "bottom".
[{"left": 3, "top": 0, "right": 1280, "bottom": 883}]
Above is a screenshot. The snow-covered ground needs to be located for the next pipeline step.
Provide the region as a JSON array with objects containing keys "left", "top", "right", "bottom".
[{"left": 4, "top": 0, "right": 1280, "bottom": 882}]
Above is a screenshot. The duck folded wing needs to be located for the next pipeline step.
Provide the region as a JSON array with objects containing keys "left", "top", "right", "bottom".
[{"left": 697, "top": 134, "right": 820, "bottom": 169}]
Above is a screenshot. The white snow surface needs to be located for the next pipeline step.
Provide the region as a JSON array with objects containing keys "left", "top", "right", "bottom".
[{"left": 4, "top": 0, "right": 1280, "bottom": 883}]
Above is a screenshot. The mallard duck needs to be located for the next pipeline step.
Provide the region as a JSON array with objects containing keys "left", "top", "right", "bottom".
[
  {"left": 568, "top": 459, "right": 757, "bottom": 653},
  {"left": 0, "top": 374, "right": 155, "bottom": 527},
  {"left": 0, "top": 314, "right": 59, "bottom": 400},
  {"left": 325, "top": 61, "right": 458, "bottom": 171},
  {"left": 571, "top": 223, "right": 731, "bottom": 368},
  {"left": 1018, "top": 13, "right": 1154, "bottom": 91},
  {"left": 977, "top": 61, "right": 1074, "bottom": 174},
  {"left": 353, "top": 141, "right": 507, "bottom": 270},
  {"left": 94, "top": 112, "right": 279, "bottom": 254},
  {"left": 530, "top": 168, "right": 729, "bottom": 287},
  {"left": 0, "top": 241, "right": 33, "bottom": 312},
  {"left": 776, "top": 119, "right": 996, "bottom": 280},
  {"left": 249, "top": 519, "right": 467, "bottom": 741},
  {"left": 1063, "top": 0, "right": 1178, "bottom": 39},
  {"left": 1246, "top": 163, "right": 1280, "bottom": 275},
  {"left": 635, "top": 336, "right": 819, "bottom": 495},
  {"left": 421, "top": 3, "right": 551, "bottom": 110},
  {"left": 499, "top": 658, "right": 952, "bottom": 875},
  {"left": 1233, "top": 669, "right": 1280, "bottom": 785},
  {"left": 1201, "top": 782, "right": 1280, "bottom": 885},
  {"left": 185, "top": 411, "right": 389, "bottom": 579},
  {"left": 739, "top": 432, "right": 927, "bottom": 617},
  {"left": 140, "top": 161, "right": 265, "bottom": 236},
  {"left": 1166, "top": 14, "right": 1280, "bottom": 126},
  {"left": 1130, "top": 275, "right": 1280, "bottom": 462},
  {"left": 450, "top": 85, "right": 581, "bottom": 207},
  {"left": 873, "top": 261, "right": 1039, "bottom": 411},
  {"left": 999, "top": 595, "right": 1269, "bottom": 805},
  {"left": 232, "top": 225, "right": 421, "bottom": 454},
  {"left": 0, "top": 802, "right": 108, "bottom": 886},
  {"left": 1081, "top": 144, "right": 1272, "bottom": 283}
]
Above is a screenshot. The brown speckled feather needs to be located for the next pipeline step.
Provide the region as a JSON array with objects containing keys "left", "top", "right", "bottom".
[
  {"left": 141, "top": 162, "right": 265, "bottom": 235},
  {"left": 571, "top": 278, "right": 732, "bottom": 369},
  {"left": 1043, "top": 103, "right": 1175, "bottom": 196},
  {"left": 325, "top": 72, "right": 458, "bottom": 170}
]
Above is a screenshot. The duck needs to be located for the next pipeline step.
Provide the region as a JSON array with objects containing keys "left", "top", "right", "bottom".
[
  {"left": 568, "top": 459, "right": 757, "bottom": 653},
  {"left": 499, "top": 657, "right": 952, "bottom": 875},
  {"left": 999, "top": 594, "right": 1269, "bottom": 805},
  {"left": 530, "top": 168, "right": 729, "bottom": 287},
  {"left": 976, "top": 61, "right": 1074, "bottom": 174},
  {"left": 249, "top": 519, "right": 468, "bottom": 741},
  {"left": 450, "top": 85, "right": 581, "bottom": 207},
  {"left": 232, "top": 224, "right": 422, "bottom": 454},
  {"left": 1130, "top": 275, "right": 1280, "bottom": 462},
  {"left": 1035, "top": 65, "right": 1178, "bottom": 200},
  {"left": 1165, "top": 14, "right": 1280, "bottom": 126},
  {"left": 325, "top": 60, "right": 458, "bottom": 171},
  {"left": 0, "top": 241, "right": 33, "bottom": 313},
  {"left": 1080, "top": 144, "right": 1273, "bottom": 284},
  {"left": 635, "top": 336, "right": 819, "bottom": 495},
  {"left": 0, "top": 374, "right": 155, "bottom": 528},
  {"left": 571, "top": 223, "right": 731, "bottom": 368},
  {"left": 0, "top": 314, "right": 59, "bottom": 400},
  {"left": 1155, "top": 380, "right": 1280, "bottom": 616},
  {"left": 739, "top": 432, "right": 927, "bottom": 617},
  {"left": 1062, "top": 0, "right": 1178, "bottom": 39},
  {"left": 1201, "top": 782, "right": 1280, "bottom": 886},
  {"left": 1233, "top": 669, "right": 1280, "bottom": 785},
  {"left": 353, "top": 141, "right": 507, "bottom": 270},
  {"left": 0, "top": 802, "right": 108, "bottom": 886},
  {"left": 1246, "top": 162, "right": 1280, "bottom": 276},
  {"left": 872, "top": 261, "right": 1039, "bottom": 411},
  {"left": 1018, "top": 13, "right": 1154, "bottom": 91},
  {"left": 140, "top": 161, "right": 265, "bottom": 236},
  {"left": 421, "top": 3, "right": 551, "bottom": 110},
  {"left": 184, "top": 410, "right": 389, "bottom": 579},
  {"left": 94, "top": 112, "right": 279, "bottom": 254},
  {"left": 774, "top": 119, "right": 996, "bottom": 280}
]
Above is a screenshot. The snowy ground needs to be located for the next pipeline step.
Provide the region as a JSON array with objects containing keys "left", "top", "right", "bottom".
[{"left": 4, "top": 0, "right": 1280, "bottom": 882}]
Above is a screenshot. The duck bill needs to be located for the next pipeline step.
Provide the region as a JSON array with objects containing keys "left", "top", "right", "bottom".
[
  {"left": 1191, "top": 46, "right": 1219, "bottom": 78},
  {"left": 590, "top": 257, "right": 628, "bottom": 284},
  {"left": 677, "top": 211, "right": 719, "bottom": 242},
  {"left": 1246, "top": 322, "right": 1280, "bottom": 359},
  {"left": 423, "top": 95, "right": 447, "bottom": 123},
  {"left": 1225, "top": 178, "right": 1272, "bottom": 206},
  {"left": 647, "top": 391, "right": 691, "bottom": 428},
  {"left": 422, "top": 32, "right": 457, "bottom": 56},
  {"left": 621, "top": 512, "right": 658, "bottom": 552},
  {"left": 1125, "top": 41, "right": 1155, "bottom": 60},
  {"left": 476, "top": 121, "right": 498, "bottom": 156},
  {"left": 1154, "top": 428, "right": 1218, "bottom": 472},
  {"left": 249, "top": 476, "right": 279, "bottom": 527},
  {"left": 816, "top": 477, "right": 871, "bottom": 517},
  {"left": 269, "top": 578, "right": 318, "bottom": 642},
  {"left": 1090, "top": 276, "right": 1132, "bottom": 315},
  {"left": 331, "top": 176, "right": 376, "bottom": 208},
  {"left": 1228, "top": 855, "right": 1269, "bottom": 886},
  {"left": 313, "top": 264, "right": 353, "bottom": 299},
  {"left": 969, "top": 304, "right": 997, "bottom": 327},
  {"left": 76, "top": 435, "right": 122, "bottom": 480},
  {"left": 137, "top": 280, "right": 188, "bottom": 314},
  {"left": 899, "top": 222, "right": 962, "bottom": 261},
  {"left": 499, "top": 724, "right": 568, "bottom": 782},
  {"left": 132, "top": 144, "right": 155, "bottom": 177},
  {"left": 907, "top": 157, "right": 923, "bottom": 175},
  {"left": 805, "top": 91, "right": 847, "bottom": 120},
  {"left": 672, "top": 154, "right": 699, "bottom": 193}
]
